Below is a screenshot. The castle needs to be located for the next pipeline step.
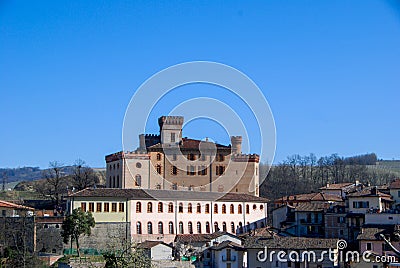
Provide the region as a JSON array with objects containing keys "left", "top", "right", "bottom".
[{"left": 105, "top": 116, "right": 260, "bottom": 196}]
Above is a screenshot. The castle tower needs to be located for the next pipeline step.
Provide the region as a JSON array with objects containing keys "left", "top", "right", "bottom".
[
  {"left": 158, "top": 116, "right": 184, "bottom": 145},
  {"left": 230, "top": 136, "right": 242, "bottom": 154}
]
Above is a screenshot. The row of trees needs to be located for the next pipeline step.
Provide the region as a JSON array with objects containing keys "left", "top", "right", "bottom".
[
  {"left": 36, "top": 159, "right": 101, "bottom": 207},
  {"left": 260, "top": 153, "right": 398, "bottom": 200}
]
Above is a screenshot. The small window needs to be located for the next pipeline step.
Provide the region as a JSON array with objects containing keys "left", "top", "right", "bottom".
[
  {"left": 137, "top": 222, "right": 142, "bottom": 234},
  {"left": 136, "top": 202, "right": 141, "bottom": 213},
  {"left": 104, "top": 203, "right": 109, "bottom": 212},
  {"left": 367, "top": 243, "right": 372, "bottom": 250},
  {"left": 96, "top": 203, "right": 102, "bottom": 212},
  {"left": 169, "top": 222, "right": 174, "bottom": 234},
  {"left": 156, "top": 153, "right": 161, "bottom": 161},
  {"left": 206, "top": 222, "right": 210, "bottom": 233},
  {"left": 179, "top": 222, "right": 184, "bottom": 234},
  {"left": 179, "top": 203, "right": 183, "bottom": 213},
  {"left": 81, "top": 202, "right": 87, "bottom": 212},
  {"left": 222, "top": 222, "right": 227, "bottom": 232},
  {"left": 222, "top": 204, "right": 226, "bottom": 214},
  {"left": 158, "top": 202, "right": 163, "bottom": 213},
  {"left": 172, "top": 154, "right": 177, "bottom": 161},
  {"left": 172, "top": 166, "right": 178, "bottom": 175},
  {"left": 238, "top": 204, "right": 242, "bottom": 214},
  {"left": 231, "top": 222, "right": 235, "bottom": 233},
  {"left": 214, "top": 222, "right": 219, "bottom": 232},
  {"left": 135, "top": 175, "right": 142, "bottom": 186},
  {"left": 156, "top": 165, "right": 162, "bottom": 174},
  {"left": 205, "top": 204, "right": 210, "bottom": 214},
  {"left": 148, "top": 222, "right": 153, "bottom": 234},
  {"left": 111, "top": 203, "right": 117, "bottom": 212},
  {"left": 171, "top": 133, "right": 175, "bottom": 143},
  {"left": 214, "top": 204, "right": 218, "bottom": 214},
  {"left": 188, "top": 203, "right": 192, "bottom": 213},
  {"left": 188, "top": 222, "right": 193, "bottom": 234},
  {"left": 168, "top": 202, "right": 174, "bottom": 213},
  {"left": 197, "top": 203, "right": 201, "bottom": 213},
  {"left": 187, "top": 153, "right": 196, "bottom": 161},
  {"left": 136, "top": 162, "right": 142, "bottom": 168},
  {"left": 253, "top": 204, "right": 257, "bottom": 210},
  {"left": 88, "top": 203, "right": 94, "bottom": 212},
  {"left": 119, "top": 203, "right": 124, "bottom": 212},
  {"left": 246, "top": 204, "right": 250, "bottom": 214},
  {"left": 147, "top": 202, "right": 153, "bottom": 213},
  {"left": 197, "top": 222, "right": 202, "bottom": 233},
  {"left": 158, "top": 222, "right": 163, "bottom": 234}
]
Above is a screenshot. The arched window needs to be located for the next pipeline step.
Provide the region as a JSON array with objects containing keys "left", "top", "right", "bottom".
[
  {"left": 222, "top": 222, "right": 227, "bottom": 232},
  {"left": 158, "top": 202, "right": 163, "bottom": 213},
  {"left": 156, "top": 165, "right": 162, "bottom": 174},
  {"left": 260, "top": 204, "right": 264, "bottom": 210},
  {"left": 136, "top": 202, "right": 141, "bottom": 213},
  {"left": 136, "top": 222, "right": 142, "bottom": 234},
  {"left": 231, "top": 222, "right": 235, "bottom": 233},
  {"left": 179, "top": 203, "right": 183, "bottom": 213},
  {"left": 230, "top": 204, "right": 234, "bottom": 214},
  {"left": 156, "top": 153, "right": 161, "bottom": 161},
  {"left": 222, "top": 204, "right": 226, "bottom": 214},
  {"left": 214, "top": 222, "right": 219, "bottom": 232},
  {"left": 188, "top": 203, "right": 192, "bottom": 213},
  {"left": 253, "top": 204, "right": 257, "bottom": 210},
  {"left": 205, "top": 222, "right": 210, "bottom": 234},
  {"left": 205, "top": 204, "right": 210, "bottom": 214},
  {"left": 147, "top": 202, "right": 153, "bottom": 213},
  {"left": 147, "top": 222, "right": 153, "bottom": 234},
  {"left": 135, "top": 175, "right": 141, "bottom": 186},
  {"left": 246, "top": 204, "right": 250, "bottom": 214},
  {"left": 188, "top": 222, "right": 193, "bottom": 234},
  {"left": 238, "top": 204, "right": 242, "bottom": 214},
  {"left": 169, "top": 222, "right": 174, "bottom": 234},
  {"left": 168, "top": 202, "right": 174, "bottom": 213},
  {"left": 196, "top": 203, "right": 201, "bottom": 213},
  {"left": 197, "top": 222, "right": 202, "bottom": 233},
  {"left": 214, "top": 204, "right": 218, "bottom": 214},
  {"left": 217, "top": 154, "right": 224, "bottom": 162},
  {"left": 179, "top": 222, "right": 184, "bottom": 234},
  {"left": 158, "top": 222, "right": 163, "bottom": 234}
]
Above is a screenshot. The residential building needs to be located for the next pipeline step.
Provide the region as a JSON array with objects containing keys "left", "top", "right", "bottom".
[
  {"left": 137, "top": 241, "right": 174, "bottom": 261},
  {"left": 319, "top": 181, "right": 361, "bottom": 198},
  {"left": 66, "top": 188, "right": 268, "bottom": 245},
  {"left": 200, "top": 241, "right": 245, "bottom": 268},
  {"left": 0, "top": 200, "right": 34, "bottom": 217}
]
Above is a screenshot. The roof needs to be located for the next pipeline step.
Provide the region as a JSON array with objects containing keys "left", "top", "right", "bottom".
[
  {"left": 243, "top": 236, "right": 339, "bottom": 249},
  {"left": 174, "top": 231, "right": 236, "bottom": 243},
  {"left": 275, "top": 192, "right": 343, "bottom": 203},
  {"left": 0, "top": 200, "right": 34, "bottom": 210},
  {"left": 357, "top": 224, "right": 397, "bottom": 241},
  {"left": 390, "top": 179, "right": 400, "bottom": 189},
  {"left": 294, "top": 202, "right": 330, "bottom": 212},
  {"left": 209, "top": 241, "right": 244, "bottom": 251},
  {"left": 137, "top": 240, "right": 173, "bottom": 249},
  {"left": 147, "top": 138, "right": 230, "bottom": 151},
  {"left": 69, "top": 188, "right": 269, "bottom": 203},
  {"left": 35, "top": 217, "right": 64, "bottom": 224},
  {"left": 347, "top": 187, "right": 393, "bottom": 200},
  {"left": 319, "top": 182, "right": 354, "bottom": 190}
]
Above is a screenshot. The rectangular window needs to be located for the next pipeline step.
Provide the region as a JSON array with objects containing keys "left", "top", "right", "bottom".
[
  {"left": 2, "top": 210, "right": 6, "bottom": 216},
  {"left": 119, "top": 203, "right": 125, "bottom": 212},
  {"left": 171, "top": 133, "right": 175, "bottom": 143},
  {"left": 398, "top": 190, "right": 400, "bottom": 197},
  {"left": 198, "top": 165, "right": 207, "bottom": 176},
  {"left": 88, "top": 202, "right": 94, "bottom": 212},
  {"left": 81, "top": 202, "right": 87, "bottom": 212},
  {"left": 96, "top": 203, "right": 102, "bottom": 212},
  {"left": 104, "top": 203, "right": 109, "bottom": 212},
  {"left": 112, "top": 203, "right": 117, "bottom": 212},
  {"left": 367, "top": 243, "right": 372, "bottom": 250}
]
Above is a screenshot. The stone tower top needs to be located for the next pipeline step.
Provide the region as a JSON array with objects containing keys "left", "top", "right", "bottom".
[{"left": 158, "top": 116, "right": 184, "bottom": 145}]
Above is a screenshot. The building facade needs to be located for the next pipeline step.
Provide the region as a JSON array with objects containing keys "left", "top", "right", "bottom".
[{"left": 105, "top": 116, "right": 260, "bottom": 196}]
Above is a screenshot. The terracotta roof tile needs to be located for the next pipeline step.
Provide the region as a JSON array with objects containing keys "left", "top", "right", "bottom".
[
  {"left": 0, "top": 200, "right": 34, "bottom": 210},
  {"left": 137, "top": 240, "right": 172, "bottom": 249},
  {"left": 389, "top": 179, "right": 400, "bottom": 189},
  {"left": 243, "top": 236, "right": 339, "bottom": 249}
]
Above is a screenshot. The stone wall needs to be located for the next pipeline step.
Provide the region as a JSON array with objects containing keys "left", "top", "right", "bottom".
[
  {"left": 0, "top": 216, "right": 35, "bottom": 253},
  {"left": 79, "top": 222, "right": 131, "bottom": 250}
]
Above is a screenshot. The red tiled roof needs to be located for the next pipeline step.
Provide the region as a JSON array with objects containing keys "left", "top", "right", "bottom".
[
  {"left": 147, "top": 138, "right": 230, "bottom": 150},
  {"left": 347, "top": 187, "right": 392, "bottom": 199},
  {"left": 275, "top": 192, "right": 343, "bottom": 203},
  {"left": 137, "top": 240, "right": 172, "bottom": 249},
  {"left": 0, "top": 200, "right": 34, "bottom": 210},
  {"left": 389, "top": 179, "right": 400, "bottom": 189},
  {"left": 319, "top": 182, "right": 354, "bottom": 190}
]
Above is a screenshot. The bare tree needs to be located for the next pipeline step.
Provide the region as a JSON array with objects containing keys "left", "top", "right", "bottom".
[
  {"left": 72, "top": 159, "right": 99, "bottom": 191},
  {"left": 37, "top": 161, "right": 67, "bottom": 207}
]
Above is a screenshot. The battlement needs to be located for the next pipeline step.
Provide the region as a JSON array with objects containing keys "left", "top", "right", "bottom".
[
  {"left": 158, "top": 116, "right": 184, "bottom": 127},
  {"left": 231, "top": 153, "right": 260, "bottom": 163},
  {"left": 105, "top": 151, "right": 150, "bottom": 162}
]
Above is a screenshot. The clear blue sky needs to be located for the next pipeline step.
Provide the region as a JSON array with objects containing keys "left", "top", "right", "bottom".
[{"left": 1, "top": 1, "right": 399, "bottom": 168}]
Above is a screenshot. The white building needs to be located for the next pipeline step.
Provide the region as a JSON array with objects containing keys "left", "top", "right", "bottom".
[
  {"left": 67, "top": 188, "right": 268, "bottom": 244},
  {"left": 137, "top": 241, "right": 174, "bottom": 261}
]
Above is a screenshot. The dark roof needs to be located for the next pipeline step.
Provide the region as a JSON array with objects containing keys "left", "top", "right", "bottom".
[
  {"left": 294, "top": 202, "right": 330, "bottom": 212},
  {"left": 243, "top": 236, "right": 339, "bottom": 249},
  {"left": 69, "top": 188, "right": 269, "bottom": 202},
  {"left": 347, "top": 187, "right": 392, "bottom": 200},
  {"left": 137, "top": 240, "right": 172, "bottom": 249},
  {"left": 35, "top": 217, "right": 64, "bottom": 224},
  {"left": 319, "top": 183, "right": 354, "bottom": 190},
  {"left": 210, "top": 241, "right": 244, "bottom": 251},
  {"left": 357, "top": 224, "right": 397, "bottom": 241},
  {"left": 174, "top": 231, "right": 236, "bottom": 243},
  {"left": 275, "top": 192, "right": 343, "bottom": 203},
  {"left": 147, "top": 138, "right": 230, "bottom": 151}
]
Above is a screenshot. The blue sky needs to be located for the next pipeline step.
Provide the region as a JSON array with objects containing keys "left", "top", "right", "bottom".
[{"left": 1, "top": 1, "right": 399, "bottom": 168}]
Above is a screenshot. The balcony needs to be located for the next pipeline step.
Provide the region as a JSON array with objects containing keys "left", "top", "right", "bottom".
[{"left": 222, "top": 255, "right": 236, "bottom": 262}]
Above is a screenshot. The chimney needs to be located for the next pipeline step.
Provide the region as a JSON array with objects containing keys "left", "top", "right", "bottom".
[{"left": 371, "top": 186, "right": 378, "bottom": 195}]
